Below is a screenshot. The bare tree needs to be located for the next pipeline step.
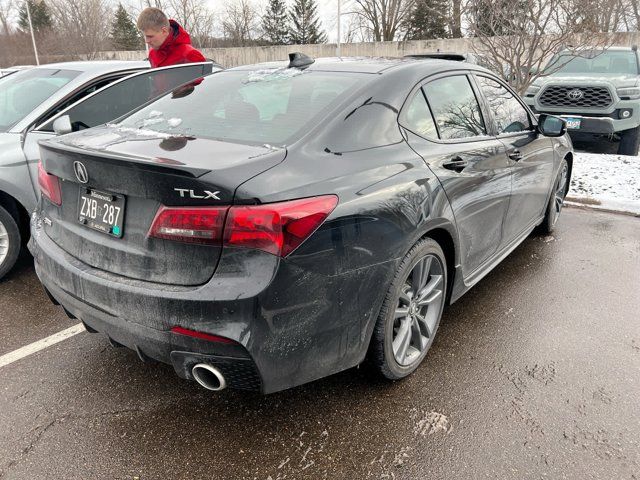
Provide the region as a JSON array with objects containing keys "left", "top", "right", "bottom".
[
  {"left": 129, "top": 0, "right": 169, "bottom": 11},
  {"left": 568, "top": 0, "right": 629, "bottom": 32},
  {"left": 351, "top": 0, "right": 416, "bottom": 41},
  {"left": 47, "top": 0, "right": 113, "bottom": 59},
  {"left": 166, "top": 0, "right": 216, "bottom": 47},
  {"left": 450, "top": 0, "right": 462, "bottom": 37},
  {"left": 221, "top": 0, "right": 260, "bottom": 46},
  {"left": 467, "top": 0, "right": 615, "bottom": 94},
  {"left": 0, "top": 0, "right": 15, "bottom": 34},
  {"left": 343, "top": 12, "right": 371, "bottom": 41}
]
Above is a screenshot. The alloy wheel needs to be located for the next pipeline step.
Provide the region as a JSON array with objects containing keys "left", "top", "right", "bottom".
[
  {"left": 0, "top": 220, "right": 8, "bottom": 266},
  {"left": 392, "top": 254, "right": 445, "bottom": 367}
]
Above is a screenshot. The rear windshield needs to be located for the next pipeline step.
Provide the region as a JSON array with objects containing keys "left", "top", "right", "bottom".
[
  {"left": 0, "top": 68, "right": 80, "bottom": 132},
  {"left": 118, "top": 69, "right": 369, "bottom": 146},
  {"left": 545, "top": 50, "right": 639, "bottom": 75}
]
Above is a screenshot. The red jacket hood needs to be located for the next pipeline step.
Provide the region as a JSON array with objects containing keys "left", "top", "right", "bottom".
[
  {"left": 148, "top": 19, "right": 205, "bottom": 68},
  {"left": 158, "top": 20, "right": 192, "bottom": 51}
]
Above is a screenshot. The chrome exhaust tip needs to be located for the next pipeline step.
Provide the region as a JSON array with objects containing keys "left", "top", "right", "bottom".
[{"left": 191, "top": 363, "right": 227, "bottom": 391}]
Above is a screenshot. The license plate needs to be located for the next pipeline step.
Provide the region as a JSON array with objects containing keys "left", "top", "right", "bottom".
[
  {"left": 78, "top": 188, "right": 125, "bottom": 237},
  {"left": 563, "top": 117, "right": 581, "bottom": 129}
]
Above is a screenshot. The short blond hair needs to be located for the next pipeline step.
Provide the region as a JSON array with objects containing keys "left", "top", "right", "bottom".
[{"left": 137, "top": 7, "right": 170, "bottom": 30}]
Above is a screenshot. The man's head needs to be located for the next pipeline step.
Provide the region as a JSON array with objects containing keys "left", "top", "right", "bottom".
[{"left": 137, "top": 7, "right": 171, "bottom": 50}]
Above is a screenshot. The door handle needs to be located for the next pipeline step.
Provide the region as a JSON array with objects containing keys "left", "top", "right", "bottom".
[
  {"left": 442, "top": 156, "right": 468, "bottom": 172},
  {"left": 508, "top": 149, "right": 523, "bottom": 161}
]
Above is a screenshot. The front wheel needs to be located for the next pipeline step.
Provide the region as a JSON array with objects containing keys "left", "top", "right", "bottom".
[
  {"left": 538, "top": 158, "right": 569, "bottom": 235},
  {"left": 0, "top": 205, "right": 21, "bottom": 280},
  {"left": 618, "top": 126, "right": 640, "bottom": 156},
  {"left": 369, "top": 238, "right": 447, "bottom": 380}
]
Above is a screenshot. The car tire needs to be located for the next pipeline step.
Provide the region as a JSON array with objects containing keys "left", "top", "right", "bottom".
[
  {"left": 0, "top": 205, "right": 21, "bottom": 280},
  {"left": 369, "top": 238, "right": 447, "bottom": 380},
  {"left": 538, "top": 158, "right": 569, "bottom": 235},
  {"left": 618, "top": 126, "right": 640, "bottom": 156}
]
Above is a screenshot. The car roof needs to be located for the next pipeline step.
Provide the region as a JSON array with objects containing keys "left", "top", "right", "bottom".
[
  {"left": 31, "top": 60, "right": 149, "bottom": 75},
  {"left": 229, "top": 56, "right": 490, "bottom": 75}
]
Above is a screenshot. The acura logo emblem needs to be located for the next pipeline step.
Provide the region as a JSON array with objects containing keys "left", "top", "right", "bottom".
[
  {"left": 567, "top": 89, "right": 584, "bottom": 100},
  {"left": 73, "top": 161, "right": 88, "bottom": 184}
]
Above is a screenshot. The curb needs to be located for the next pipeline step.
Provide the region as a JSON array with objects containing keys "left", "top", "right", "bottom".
[{"left": 565, "top": 200, "right": 640, "bottom": 218}]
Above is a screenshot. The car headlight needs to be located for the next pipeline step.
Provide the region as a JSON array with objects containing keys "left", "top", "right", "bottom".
[
  {"left": 616, "top": 87, "right": 640, "bottom": 99},
  {"left": 525, "top": 85, "right": 541, "bottom": 97}
]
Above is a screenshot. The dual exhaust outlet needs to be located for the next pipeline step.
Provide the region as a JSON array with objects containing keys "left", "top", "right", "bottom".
[{"left": 191, "top": 363, "right": 227, "bottom": 391}]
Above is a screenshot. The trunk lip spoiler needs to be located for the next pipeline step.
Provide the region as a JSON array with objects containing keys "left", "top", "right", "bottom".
[{"left": 38, "top": 138, "right": 210, "bottom": 178}]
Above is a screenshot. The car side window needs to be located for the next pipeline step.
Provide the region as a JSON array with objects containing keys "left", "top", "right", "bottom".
[
  {"left": 41, "top": 75, "right": 129, "bottom": 123},
  {"left": 423, "top": 75, "right": 487, "bottom": 140},
  {"left": 476, "top": 76, "right": 531, "bottom": 134},
  {"left": 39, "top": 64, "right": 207, "bottom": 132},
  {"left": 400, "top": 89, "right": 438, "bottom": 139}
]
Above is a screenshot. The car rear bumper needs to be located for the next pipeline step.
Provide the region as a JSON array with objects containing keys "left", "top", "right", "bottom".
[{"left": 29, "top": 212, "right": 394, "bottom": 393}]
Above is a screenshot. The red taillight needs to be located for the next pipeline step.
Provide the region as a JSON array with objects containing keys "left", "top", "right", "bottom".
[
  {"left": 224, "top": 196, "right": 338, "bottom": 256},
  {"left": 148, "top": 195, "right": 338, "bottom": 256},
  {"left": 171, "top": 326, "right": 238, "bottom": 344},
  {"left": 37, "top": 161, "right": 62, "bottom": 206},
  {"left": 148, "top": 205, "right": 229, "bottom": 244}
]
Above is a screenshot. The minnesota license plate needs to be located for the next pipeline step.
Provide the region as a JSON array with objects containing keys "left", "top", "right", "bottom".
[
  {"left": 78, "top": 188, "right": 125, "bottom": 237},
  {"left": 563, "top": 117, "right": 581, "bottom": 129}
]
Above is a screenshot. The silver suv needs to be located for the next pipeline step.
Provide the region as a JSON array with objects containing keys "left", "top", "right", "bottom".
[{"left": 524, "top": 46, "right": 640, "bottom": 155}]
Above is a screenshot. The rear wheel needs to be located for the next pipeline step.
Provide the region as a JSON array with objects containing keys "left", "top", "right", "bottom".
[
  {"left": 369, "top": 238, "right": 447, "bottom": 380},
  {"left": 618, "top": 126, "right": 640, "bottom": 156},
  {"left": 0, "top": 205, "right": 21, "bottom": 280},
  {"left": 538, "top": 158, "right": 569, "bottom": 235}
]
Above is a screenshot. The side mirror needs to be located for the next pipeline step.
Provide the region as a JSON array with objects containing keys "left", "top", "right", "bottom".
[
  {"left": 537, "top": 114, "right": 566, "bottom": 137},
  {"left": 52, "top": 115, "right": 72, "bottom": 135}
]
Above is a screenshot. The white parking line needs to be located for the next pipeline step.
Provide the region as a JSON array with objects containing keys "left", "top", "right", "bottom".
[{"left": 0, "top": 324, "right": 85, "bottom": 368}]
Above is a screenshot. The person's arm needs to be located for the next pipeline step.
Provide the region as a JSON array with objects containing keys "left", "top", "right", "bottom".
[{"left": 186, "top": 48, "right": 206, "bottom": 63}]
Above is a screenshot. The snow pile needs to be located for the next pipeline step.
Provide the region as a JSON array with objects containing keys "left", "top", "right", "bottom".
[{"left": 568, "top": 152, "right": 640, "bottom": 215}]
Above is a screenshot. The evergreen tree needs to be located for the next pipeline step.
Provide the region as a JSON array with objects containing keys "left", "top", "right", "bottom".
[
  {"left": 406, "top": 0, "right": 450, "bottom": 40},
  {"left": 18, "top": 0, "right": 52, "bottom": 33},
  {"left": 262, "top": 0, "right": 289, "bottom": 45},
  {"left": 288, "top": 0, "right": 326, "bottom": 45},
  {"left": 111, "top": 3, "right": 143, "bottom": 50}
]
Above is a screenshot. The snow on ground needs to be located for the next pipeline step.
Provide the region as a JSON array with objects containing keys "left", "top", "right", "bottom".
[{"left": 568, "top": 152, "right": 640, "bottom": 215}]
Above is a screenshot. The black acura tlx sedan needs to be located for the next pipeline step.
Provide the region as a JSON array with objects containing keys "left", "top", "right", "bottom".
[{"left": 29, "top": 54, "right": 572, "bottom": 393}]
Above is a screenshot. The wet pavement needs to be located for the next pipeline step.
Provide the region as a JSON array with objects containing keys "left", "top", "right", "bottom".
[{"left": 0, "top": 207, "right": 639, "bottom": 480}]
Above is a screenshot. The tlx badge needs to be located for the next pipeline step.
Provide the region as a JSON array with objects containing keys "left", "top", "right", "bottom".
[{"left": 174, "top": 188, "right": 221, "bottom": 200}]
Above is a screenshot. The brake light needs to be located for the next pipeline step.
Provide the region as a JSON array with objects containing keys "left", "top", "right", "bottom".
[
  {"left": 148, "top": 195, "right": 338, "bottom": 256},
  {"left": 148, "top": 206, "right": 229, "bottom": 244},
  {"left": 224, "top": 195, "right": 338, "bottom": 256},
  {"left": 37, "top": 161, "right": 62, "bottom": 206}
]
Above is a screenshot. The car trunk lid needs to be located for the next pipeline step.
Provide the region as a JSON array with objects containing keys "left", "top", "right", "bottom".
[{"left": 38, "top": 126, "right": 285, "bottom": 286}]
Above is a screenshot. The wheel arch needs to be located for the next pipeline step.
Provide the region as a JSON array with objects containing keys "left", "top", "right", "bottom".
[
  {"left": 0, "top": 190, "right": 30, "bottom": 245},
  {"left": 418, "top": 226, "right": 457, "bottom": 305},
  {"left": 563, "top": 151, "right": 573, "bottom": 196}
]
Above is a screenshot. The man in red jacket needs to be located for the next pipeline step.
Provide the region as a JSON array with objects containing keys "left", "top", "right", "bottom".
[{"left": 136, "top": 8, "right": 206, "bottom": 68}]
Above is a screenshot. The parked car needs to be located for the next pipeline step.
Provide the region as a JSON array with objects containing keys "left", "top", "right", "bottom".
[
  {"left": 0, "top": 60, "right": 218, "bottom": 279},
  {"left": 0, "top": 65, "right": 34, "bottom": 77},
  {"left": 29, "top": 54, "right": 572, "bottom": 394},
  {"left": 524, "top": 46, "right": 640, "bottom": 155}
]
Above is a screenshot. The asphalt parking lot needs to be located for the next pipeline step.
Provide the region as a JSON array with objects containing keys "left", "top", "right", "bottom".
[{"left": 0, "top": 207, "right": 639, "bottom": 480}]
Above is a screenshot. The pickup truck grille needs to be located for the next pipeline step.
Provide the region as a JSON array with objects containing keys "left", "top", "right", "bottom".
[{"left": 539, "top": 85, "right": 613, "bottom": 109}]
